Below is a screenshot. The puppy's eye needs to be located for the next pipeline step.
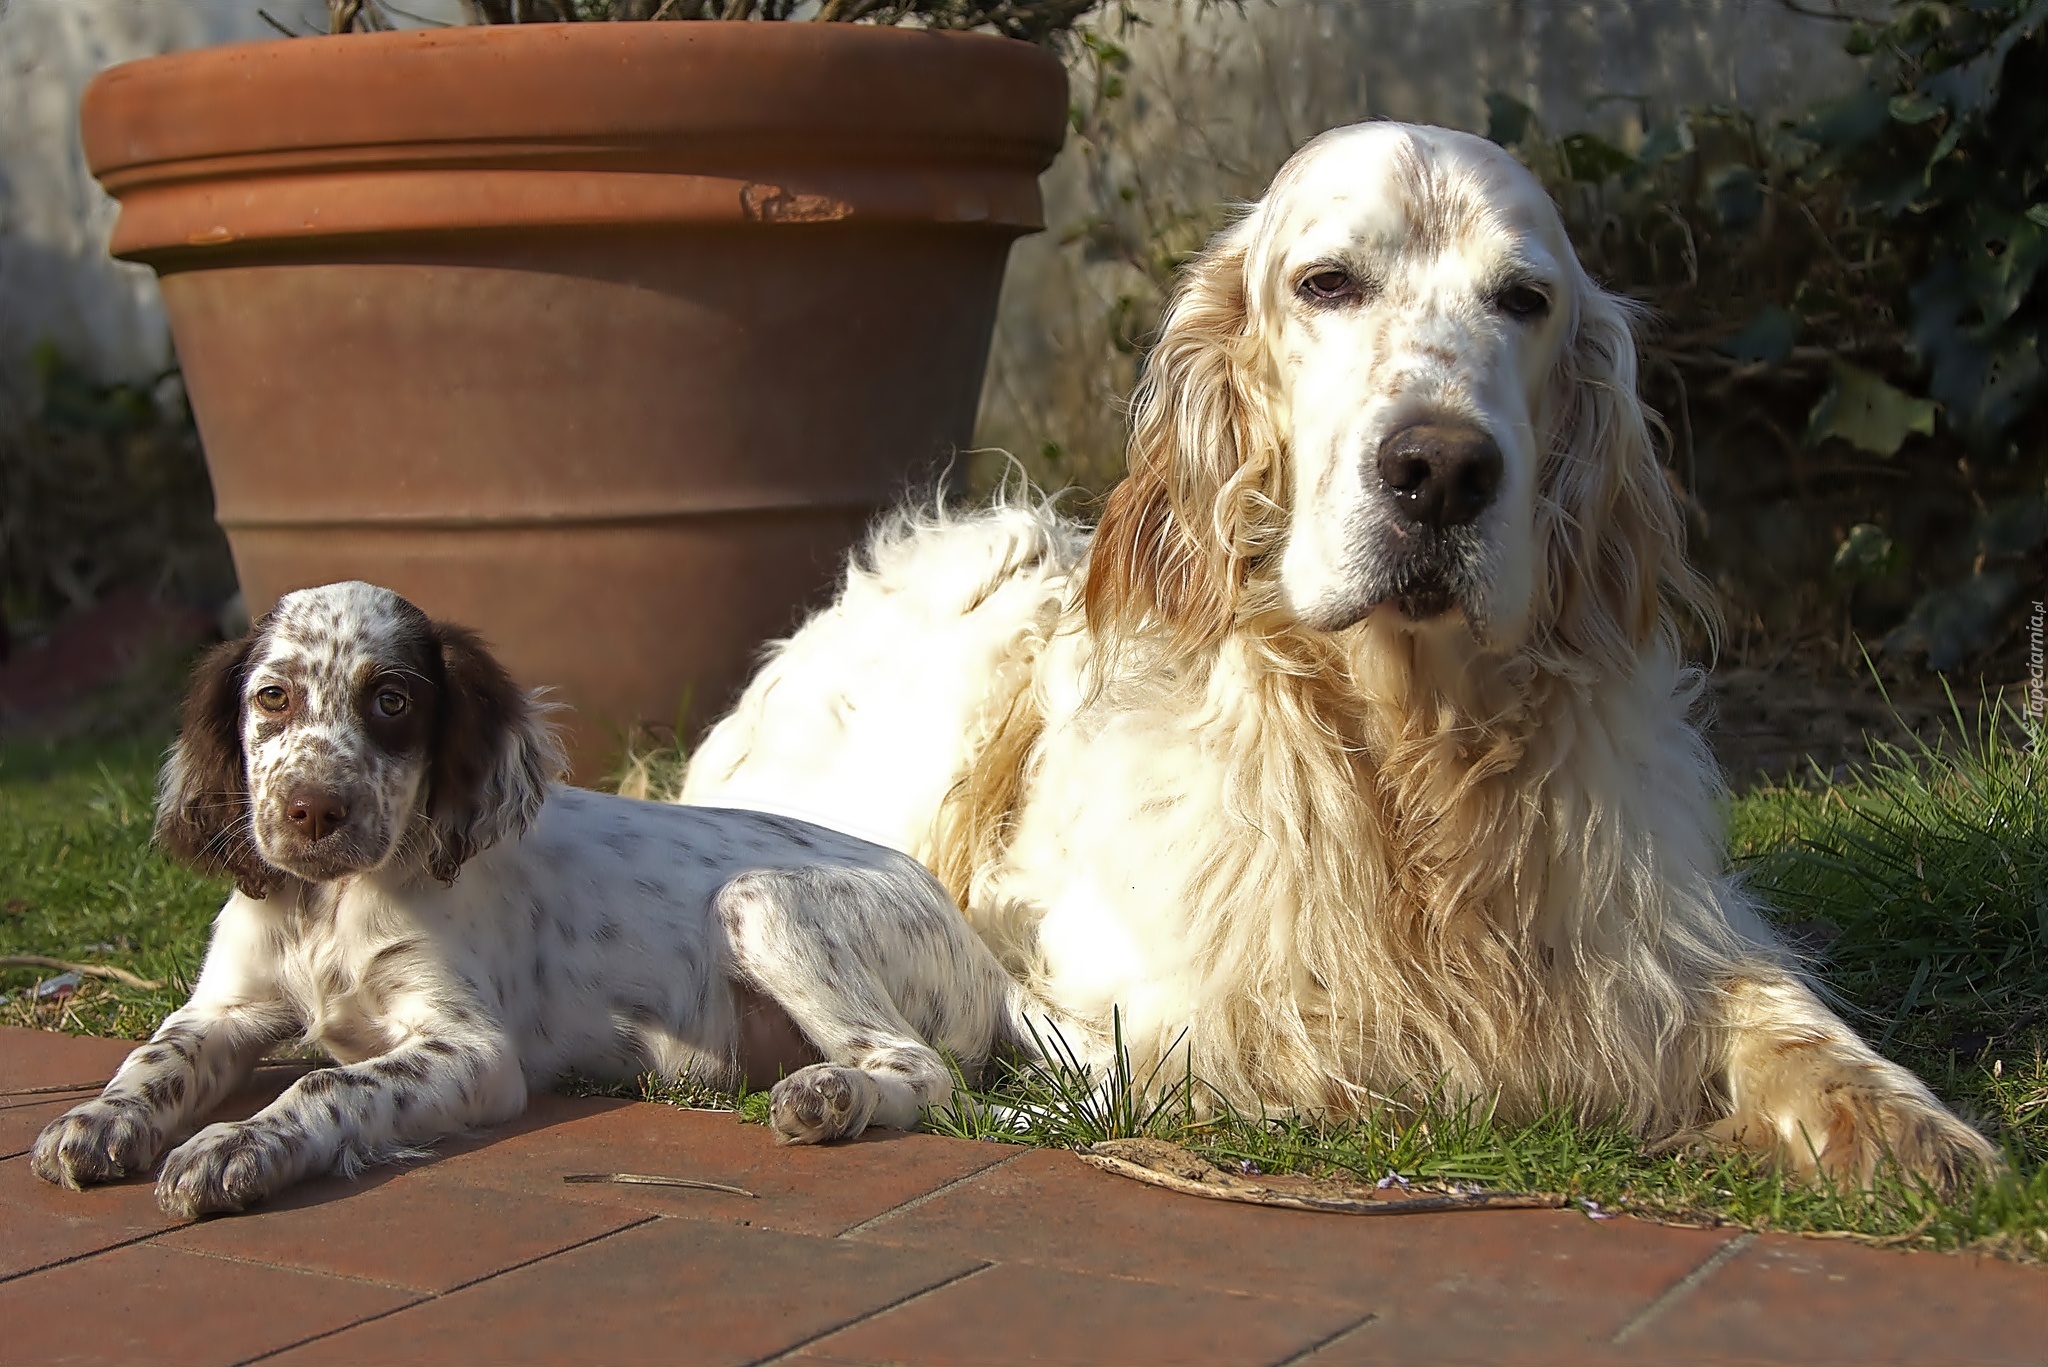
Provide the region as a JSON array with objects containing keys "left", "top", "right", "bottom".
[
  {"left": 374, "top": 690, "right": 409, "bottom": 718},
  {"left": 254, "top": 686, "right": 289, "bottom": 713},
  {"left": 1297, "top": 267, "right": 1363, "bottom": 305},
  {"left": 1495, "top": 284, "right": 1551, "bottom": 321}
]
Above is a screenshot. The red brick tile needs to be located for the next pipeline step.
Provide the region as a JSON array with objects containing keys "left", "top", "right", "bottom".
[
  {"left": 0, "top": 1043, "right": 318, "bottom": 1164},
  {"left": 6, "top": 1073, "right": 630, "bottom": 1270},
  {"left": 0, "top": 1242, "right": 415, "bottom": 1366},
  {"left": 0, "top": 1152, "right": 182, "bottom": 1280},
  {"left": 0, "top": 1062, "right": 363, "bottom": 1275},
  {"left": 0, "top": 1027, "right": 137, "bottom": 1093},
  {"left": 160, "top": 1163, "right": 648, "bottom": 1293},
  {"left": 847, "top": 1149, "right": 1736, "bottom": 1356},
  {"left": 1623, "top": 1234, "right": 2048, "bottom": 1364},
  {"left": 0, "top": 1096, "right": 75, "bottom": 1160},
  {"left": 418, "top": 1102, "right": 1016, "bottom": 1236},
  {"left": 268, "top": 1215, "right": 984, "bottom": 1367},
  {"left": 794, "top": 1259, "right": 1371, "bottom": 1367},
  {"left": 10, "top": 1067, "right": 334, "bottom": 1175},
  {"left": 0, "top": 1080, "right": 603, "bottom": 1280}
]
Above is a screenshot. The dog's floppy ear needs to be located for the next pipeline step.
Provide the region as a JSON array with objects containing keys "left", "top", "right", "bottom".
[
  {"left": 155, "top": 631, "right": 274, "bottom": 899},
  {"left": 423, "top": 621, "right": 564, "bottom": 884},
  {"left": 1535, "top": 278, "right": 1714, "bottom": 667},
  {"left": 1086, "top": 214, "right": 1277, "bottom": 658}
]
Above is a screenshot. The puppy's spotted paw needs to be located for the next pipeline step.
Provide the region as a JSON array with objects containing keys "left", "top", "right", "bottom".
[
  {"left": 770, "top": 1064, "right": 880, "bottom": 1144},
  {"left": 31, "top": 1097, "right": 164, "bottom": 1190},
  {"left": 155, "top": 1121, "right": 302, "bottom": 1219}
]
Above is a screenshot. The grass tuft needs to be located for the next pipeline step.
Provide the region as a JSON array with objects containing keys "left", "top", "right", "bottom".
[
  {"left": 1733, "top": 692, "right": 2048, "bottom": 1169},
  {"left": 930, "top": 1011, "right": 1205, "bottom": 1146}
]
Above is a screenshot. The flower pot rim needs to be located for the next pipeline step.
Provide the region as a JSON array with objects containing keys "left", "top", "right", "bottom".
[
  {"left": 81, "top": 19, "right": 1070, "bottom": 263},
  {"left": 83, "top": 21, "right": 1068, "bottom": 176}
]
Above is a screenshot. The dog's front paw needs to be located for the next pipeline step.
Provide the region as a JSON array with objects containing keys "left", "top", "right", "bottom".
[
  {"left": 155, "top": 1121, "right": 302, "bottom": 1218},
  {"left": 31, "top": 1097, "right": 164, "bottom": 1190},
  {"left": 770, "top": 1064, "right": 881, "bottom": 1145},
  {"left": 1726, "top": 1050, "right": 2001, "bottom": 1198},
  {"left": 1811, "top": 1082, "right": 2001, "bottom": 1198}
]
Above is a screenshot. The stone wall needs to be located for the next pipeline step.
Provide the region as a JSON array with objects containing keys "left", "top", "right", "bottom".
[
  {"left": 0, "top": 0, "right": 459, "bottom": 393},
  {"left": 0, "top": 0, "right": 1879, "bottom": 438}
]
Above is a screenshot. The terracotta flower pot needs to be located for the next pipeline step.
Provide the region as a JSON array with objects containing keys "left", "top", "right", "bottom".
[{"left": 79, "top": 22, "right": 1066, "bottom": 780}]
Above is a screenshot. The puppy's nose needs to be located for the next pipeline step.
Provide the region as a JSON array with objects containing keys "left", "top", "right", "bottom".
[
  {"left": 1376, "top": 423, "right": 1504, "bottom": 529},
  {"left": 285, "top": 789, "right": 349, "bottom": 842}
]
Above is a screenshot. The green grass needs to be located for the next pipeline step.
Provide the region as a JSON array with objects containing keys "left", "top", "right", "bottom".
[
  {"left": 1730, "top": 698, "right": 2048, "bottom": 1176},
  {"left": 0, "top": 735, "right": 223, "bottom": 1037},
  {"left": 4, "top": 697, "right": 2043, "bottom": 1258},
  {"left": 920, "top": 1014, "right": 2048, "bottom": 1259}
]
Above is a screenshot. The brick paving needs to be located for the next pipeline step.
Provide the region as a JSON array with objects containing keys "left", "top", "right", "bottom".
[{"left": 1, "top": 1027, "right": 2041, "bottom": 1365}]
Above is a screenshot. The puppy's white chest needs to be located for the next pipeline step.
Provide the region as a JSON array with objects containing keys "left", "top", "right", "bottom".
[{"left": 276, "top": 913, "right": 410, "bottom": 1064}]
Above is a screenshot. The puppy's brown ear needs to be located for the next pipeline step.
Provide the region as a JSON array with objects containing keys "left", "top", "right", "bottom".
[
  {"left": 155, "top": 632, "right": 273, "bottom": 899},
  {"left": 1086, "top": 214, "right": 1275, "bottom": 659},
  {"left": 424, "top": 622, "right": 564, "bottom": 885}
]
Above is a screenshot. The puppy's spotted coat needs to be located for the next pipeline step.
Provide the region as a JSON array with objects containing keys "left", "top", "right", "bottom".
[{"left": 33, "top": 582, "right": 1048, "bottom": 1218}]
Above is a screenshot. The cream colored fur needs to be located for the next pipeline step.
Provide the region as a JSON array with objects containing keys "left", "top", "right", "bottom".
[{"left": 684, "top": 123, "right": 1997, "bottom": 1193}]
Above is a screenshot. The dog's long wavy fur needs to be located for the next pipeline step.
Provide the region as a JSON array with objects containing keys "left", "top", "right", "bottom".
[
  {"left": 1008, "top": 210, "right": 1726, "bottom": 1129},
  {"left": 685, "top": 125, "right": 1997, "bottom": 1192}
]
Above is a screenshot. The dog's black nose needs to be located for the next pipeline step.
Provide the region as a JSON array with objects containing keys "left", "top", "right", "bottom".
[
  {"left": 1376, "top": 423, "right": 1504, "bottom": 529},
  {"left": 285, "top": 789, "right": 349, "bottom": 842}
]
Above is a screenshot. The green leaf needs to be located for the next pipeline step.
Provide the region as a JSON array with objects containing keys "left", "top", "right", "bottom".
[
  {"left": 1969, "top": 215, "right": 2048, "bottom": 324},
  {"left": 1975, "top": 495, "right": 2048, "bottom": 559},
  {"left": 1636, "top": 119, "right": 1694, "bottom": 165},
  {"left": 2027, "top": 204, "right": 2048, "bottom": 228},
  {"left": 1806, "top": 361, "right": 1938, "bottom": 456},
  {"left": 1889, "top": 91, "right": 1945, "bottom": 124},
  {"left": 1925, "top": 328, "right": 2046, "bottom": 438},
  {"left": 1922, "top": 0, "right": 2048, "bottom": 124},
  {"left": 1883, "top": 571, "right": 2021, "bottom": 671},
  {"left": 1709, "top": 164, "right": 1765, "bottom": 227},
  {"left": 1925, "top": 120, "right": 1965, "bottom": 170},
  {"left": 1483, "top": 93, "right": 1535, "bottom": 150},
  {"left": 1798, "top": 88, "right": 1890, "bottom": 147},
  {"left": 1719, "top": 306, "right": 1800, "bottom": 365},
  {"left": 1832, "top": 523, "right": 1901, "bottom": 582},
  {"left": 1560, "top": 132, "right": 1633, "bottom": 184},
  {"left": 1854, "top": 164, "right": 1933, "bottom": 216}
]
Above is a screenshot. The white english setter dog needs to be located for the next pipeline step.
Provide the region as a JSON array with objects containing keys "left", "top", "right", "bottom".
[
  {"left": 683, "top": 122, "right": 1998, "bottom": 1192},
  {"left": 34, "top": 582, "right": 1044, "bottom": 1218}
]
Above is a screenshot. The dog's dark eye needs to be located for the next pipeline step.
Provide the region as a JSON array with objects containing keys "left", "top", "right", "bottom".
[
  {"left": 1495, "top": 284, "right": 1551, "bottom": 321},
  {"left": 375, "top": 690, "right": 409, "bottom": 718},
  {"left": 1297, "top": 267, "right": 1363, "bottom": 305},
  {"left": 254, "top": 685, "right": 289, "bottom": 713}
]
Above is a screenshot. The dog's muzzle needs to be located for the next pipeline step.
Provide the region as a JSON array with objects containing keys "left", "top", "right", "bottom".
[
  {"left": 1376, "top": 422, "right": 1502, "bottom": 531},
  {"left": 1371, "top": 421, "right": 1503, "bottom": 620},
  {"left": 261, "top": 782, "right": 382, "bottom": 878}
]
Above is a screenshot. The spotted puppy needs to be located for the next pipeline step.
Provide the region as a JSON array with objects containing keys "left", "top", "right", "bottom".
[{"left": 33, "top": 581, "right": 1048, "bottom": 1218}]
